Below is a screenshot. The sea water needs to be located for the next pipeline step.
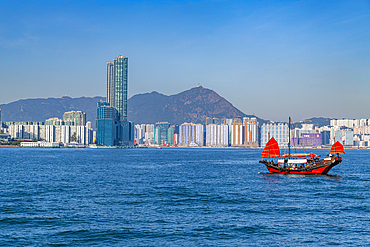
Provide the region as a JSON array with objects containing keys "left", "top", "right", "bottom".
[{"left": 0, "top": 148, "right": 369, "bottom": 246}]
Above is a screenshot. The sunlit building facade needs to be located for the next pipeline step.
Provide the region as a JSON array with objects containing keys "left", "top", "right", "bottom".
[
  {"left": 206, "top": 124, "right": 229, "bottom": 147},
  {"left": 260, "top": 123, "right": 289, "bottom": 147},
  {"left": 114, "top": 55, "right": 128, "bottom": 121},
  {"left": 243, "top": 117, "right": 258, "bottom": 147},
  {"left": 107, "top": 62, "right": 115, "bottom": 106},
  {"left": 96, "top": 102, "right": 115, "bottom": 146},
  {"left": 179, "top": 123, "right": 204, "bottom": 147}
]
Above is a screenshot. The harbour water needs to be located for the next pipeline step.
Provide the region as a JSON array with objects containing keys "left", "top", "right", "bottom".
[{"left": 1, "top": 148, "right": 369, "bottom": 246}]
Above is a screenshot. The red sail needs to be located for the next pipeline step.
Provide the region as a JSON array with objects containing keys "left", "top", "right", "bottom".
[
  {"left": 261, "top": 137, "right": 281, "bottom": 157},
  {"left": 330, "top": 141, "right": 345, "bottom": 154}
]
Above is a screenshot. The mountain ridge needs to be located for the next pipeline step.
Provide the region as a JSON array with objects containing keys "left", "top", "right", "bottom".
[
  {"left": 1, "top": 87, "right": 333, "bottom": 128},
  {"left": 127, "top": 86, "right": 258, "bottom": 124}
]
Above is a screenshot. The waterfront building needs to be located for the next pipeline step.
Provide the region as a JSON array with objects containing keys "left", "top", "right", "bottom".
[
  {"left": 291, "top": 133, "right": 322, "bottom": 147},
  {"left": 8, "top": 122, "right": 44, "bottom": 140},
  {"left": 168, "top": 126, "right": 175, "bottom": 145},
  {"left": 260, "top": 122, "right": 289, "bottom": 147},
  {"left": 172, "top": 124, "right": 179, "bottom": 135},
  {"left": 135, "top": 124, "right": 146, "bottom": 144},
  {"left": 63, "top": 111, "right": 86, "bottom": 126},
  {"left": 144, "top": 124, "right": 155, "bottom": 144},
  {"left": 96, "top": 102, "right": 115, "bottom": 146},
  {"left": 231, "top": 120, "right": 244, "bottom": 146},
  {"left": 333, "top": 130, "right": 354, "bottom": 146},
  {"left": 179, "top": 123, "right": 204, "bottom": 147},
  {"left": 115, "top": 120, "right": 134, "bottom": 147},
  {"left": 154, "top": 122, "right": 171, "bottom": 145},
  {"left": 243, "top": 117, "right": 258, "bottom": 147},
  {"left": 174, "top": 133, "right": 179, "bottom": 146},
  {"left": 0, "top": 133, "right": 10, "bottom": 142},
  {"left": 206, "top": 124, "right": 229, "bottom": 147},
  {"left": 321, "top": 130, "right": 331, "bottom": 145}
]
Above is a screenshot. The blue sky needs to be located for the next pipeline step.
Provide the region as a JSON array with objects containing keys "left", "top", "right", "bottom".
[{"left": 0, "top": 0, "right": 369, "bottom": 122}]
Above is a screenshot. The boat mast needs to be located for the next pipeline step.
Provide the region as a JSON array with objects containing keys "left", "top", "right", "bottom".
[
  {"left": 268, "top": 132, "right": 270, "bottom": 162},
  {"left": 288, "top": 117, "right": 291, "bottom": 158}
]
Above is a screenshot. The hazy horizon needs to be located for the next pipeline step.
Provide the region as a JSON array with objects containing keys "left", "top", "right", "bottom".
[{"left": 1, "top": 1, "right": 369, "bottom": 122}]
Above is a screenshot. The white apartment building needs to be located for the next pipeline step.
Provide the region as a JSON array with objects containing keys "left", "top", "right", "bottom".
[
  {"left": 179, "top": 123, "right": 204, "bottom": 147},
  {"left": 8, "top": 123, "right": 93, "bottom": 145},
  {"left": 330, "top": 118, "right": 370, "bottom": 128},
  {"left": 260, "top": 122, "right": 289, "bottom": 147},
  {"left": 206, "top": 124, "right": 229, "bottom": 147},
  {"left": 134, "top": 124, "right": 155, "bottom": 145}
]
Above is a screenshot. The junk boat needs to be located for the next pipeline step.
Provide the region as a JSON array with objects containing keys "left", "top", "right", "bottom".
[{"left": 259, "top": 117, "right": 345, "bottom": 175}]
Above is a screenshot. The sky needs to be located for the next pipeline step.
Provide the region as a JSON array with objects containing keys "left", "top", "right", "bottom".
[{"left": 0, "top": 0, "right": 369, "bottom": 122}]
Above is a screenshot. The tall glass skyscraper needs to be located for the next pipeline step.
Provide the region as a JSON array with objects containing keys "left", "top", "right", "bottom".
[
  {"left": 106, "top": 62, "right": 115, "bottom": 106},
  {"left": 114, "top": 55, "right": 128, "bottom": 121},
  {"left": 97, "top": 55, "right": 133, "bottom": 146}
]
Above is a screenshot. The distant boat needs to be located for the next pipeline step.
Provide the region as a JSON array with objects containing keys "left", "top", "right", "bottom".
[{"left": 259, "top": 117, "right": 345, "bottom": 175}]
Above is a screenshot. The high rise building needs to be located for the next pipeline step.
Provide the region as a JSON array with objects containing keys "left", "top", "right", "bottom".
[
  {"left": 144, "top": 124, "right": 155, "bottom": 144},
  {"left": 231, "top": 119, "right": 244, "bottom": 146},
  {"left": 260, "top": 123, "right": 289, "bottom": 147},
  {"left": 63, "top": 111, "right": 86, "bottom": 126},
  {"left": 179, "top": 123, "right": 204, "bottom": 147},
  {"left": 135, "top": 124, "right": 145, "bottom": 144},
  {"left": 96, "top": 102, "right": 115, "bottom": 146},
  {"left": 114, "top": 55, "right": 128, "bottom": 121},
  {"left": 154, "top": 122, "right": 171, "bottom": 145},
  {"left": 243, "top": 117, "right": 258, "bottom": 147},
  {"left": 167, "top": 127, "right": 174, "bottom": 145},
  {"left": 206, "top": 124, "right": 229, "bottom": 147},
  {"left": 107, "top": 62, "right": 115, "bottom": 106},
  {"left": 333, "top": 130, "right": 354, "bottom": 146}
]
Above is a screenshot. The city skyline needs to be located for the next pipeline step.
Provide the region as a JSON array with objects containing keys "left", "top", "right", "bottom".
[{"left": 0, "top": 1, "right": 369, "bottom": 122}]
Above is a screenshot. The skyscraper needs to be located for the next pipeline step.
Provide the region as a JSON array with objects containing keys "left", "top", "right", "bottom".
[
  {"left": 96, "top": 55, "right": 133, "bottom": 146},
  {"left": 107, "top": 62, "right": 115, "bottom": 106},
  {"left": 114, "top": 55, "right": 128, "bottom": 121}
]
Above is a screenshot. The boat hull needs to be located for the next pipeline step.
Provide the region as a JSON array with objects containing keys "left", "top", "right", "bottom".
[{"left": 259, "top": 157, "right": 342, "bottom": 175}]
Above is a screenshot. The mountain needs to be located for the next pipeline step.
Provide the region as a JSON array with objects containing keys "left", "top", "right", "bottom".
[
  {"left": 127, "top": 86, "right": 258, "bottom": 124},
  {"left": 0, "top": 86, "right": 261, "bottom": 128},
  {"left": 0, "top": 96, "right": 105, "bottom": 129}
]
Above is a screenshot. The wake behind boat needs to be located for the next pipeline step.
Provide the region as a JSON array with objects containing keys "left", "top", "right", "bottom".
[{"left": 259, "top": 117, "right": 345, "bottom": 175}]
